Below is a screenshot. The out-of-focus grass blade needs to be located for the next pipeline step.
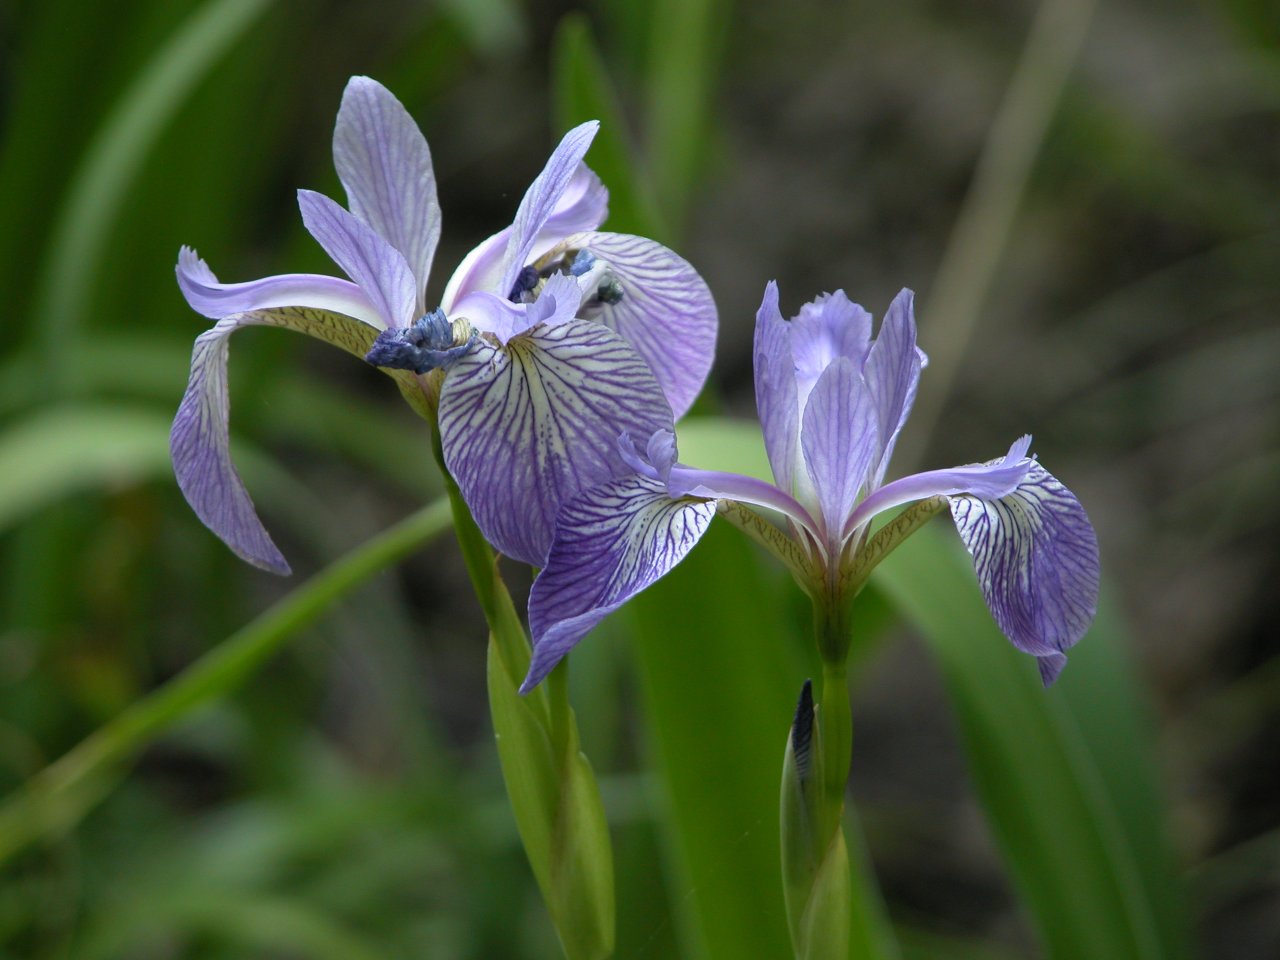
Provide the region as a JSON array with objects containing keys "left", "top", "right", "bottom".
[
  {"left": 551, "top": 13, "right": 668, "bottom": 240},
  {"left": 874, "top": 525, "right": 1188, "bottom": 960},
  {"left": 0, "top": 498, "right": 451, "bottom": 864},
  {"left": 0, "top": 406, "right": 173, "bottom": 533},
  {"left": 28, "top": 0, "right": 271, "bottom": 396},
  {"left": 643, "top": 0, "right": 727, "bottom": 236},
  {"left": 626, "top": 522, "right": 800, "bottom": 960}
]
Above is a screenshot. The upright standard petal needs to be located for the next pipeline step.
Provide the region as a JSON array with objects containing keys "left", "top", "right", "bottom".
[
  {"left": 789, "top": 290, "right": 873, "bottom": 405},
  {"left": 862, "top": 288, "right": 922, "bottom": 486},
  {"left": 949, "top": 461, "right": 1099, "bottom": 682},
  {"left": 540, "top": 164, "right": 609, "bottom": 241},
  {"left": 499, "top": 121, "right": 600, "bottom": 297},
  {"left": 523, "top": 475, "right": 716, "bottom": 691},
  {"left": 438, "top": 318, "right": 673, "bottom": 566},
  {"left": 754, "top": 281, "right": 801, "bottom": 494},
  {"left": 800, "top": 357, "right": 879, "bottom": 541},
  {"left": 567, "top": 231, "right": 717, "bottom": 419},
  {"left": 177, "top": 247, "right": 383, "bottom": 328},
  {"left": 332, "top": 76, "right": 441, "bottom": 303},
  {"left": 297, "top": 190, "right": 417, "bottom": 329},
  {"left": 171, "top": 313, "right": 288, "bottom": 574}
]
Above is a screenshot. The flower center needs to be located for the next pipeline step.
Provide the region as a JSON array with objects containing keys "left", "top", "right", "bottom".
[
  {"left": 508, "top": 248, "right": 624, "bottom": 308},
  {"left": 364, "top": 309, "right": 477, "bottom": 374}
]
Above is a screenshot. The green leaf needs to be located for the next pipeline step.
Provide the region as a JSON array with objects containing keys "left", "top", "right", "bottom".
[
  {"left": 28, "top": 0, "right": 273, "bottom": 398},
  {"left": 0, "top": 498, "right": 453, "bottom": 864},
  {"left": 0, "top": 405, "right": 173, "bottom": 533},
  {"left": 642, "top": 0, "right": 728, "bottom": 235},
  {"left": 873, "top": 525, "right": 1188, "bottom": 960},
  {"left": 551, "top": 13, "right": 668, "bottom": 240}
]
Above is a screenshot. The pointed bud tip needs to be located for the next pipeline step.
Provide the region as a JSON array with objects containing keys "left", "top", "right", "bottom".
[{"left": 790, "top": 679, "right": 815, "bottom": 781}]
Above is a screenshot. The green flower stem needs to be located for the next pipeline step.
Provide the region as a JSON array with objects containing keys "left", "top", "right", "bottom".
[
  {"left": 431, "top": 432, "right": 614, "bottom": 960},
  {"left": 0, "top": 496, "right": 453, "bottom": 866}
]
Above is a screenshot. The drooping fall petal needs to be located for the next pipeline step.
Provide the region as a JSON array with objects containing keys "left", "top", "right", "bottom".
[
  {"left": 950, "top": 460, "right": 1100, "bottom": 683},
  {"left": 523, "top": 474, "right": 716, "bottom": 690}
]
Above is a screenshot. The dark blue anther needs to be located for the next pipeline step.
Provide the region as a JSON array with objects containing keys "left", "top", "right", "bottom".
[
  {"left": 569, "top": 249, "right": 597, "bottom": 276},
  {"left": 364, "top": 309, "right": 475, "bottom": 374},
  {"left": 596, "top": 278, "right": 624, "bottom": 305},
  {"left": 508, "top": 264, "right": 539, "bottom": 302}
]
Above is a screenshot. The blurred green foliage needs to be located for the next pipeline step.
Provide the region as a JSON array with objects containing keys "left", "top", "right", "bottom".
[{"left": 2, "top": 0, "right": 1277, "bottom": 957}]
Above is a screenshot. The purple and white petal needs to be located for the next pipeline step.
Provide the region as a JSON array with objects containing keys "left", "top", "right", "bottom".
[
  {"left": 539, "top": 164, "right": 609, "bottom": 241},
  {"left": 332, "top": 76, "right": 441, "bottom": 304},
  {"left": 177, "top": 247, "right": 383, "bottom": 328},
  {"left": 499, "top": 122, "right": 600, "bottom": 297},
  {"left": 863, "top": 288, "right": 923, "bottom": 487},
  {"left": 753, "top": 281, "right": 801, "bottom": 493},
  {"left": 800, "top": 357, "right": 879, "bottom": 540},
  {"left": 523, "top": 475, "right": 715, "bottom": 691},
  {"left": 664, "top": 465, "right": 821, "bottom": 539},
  {"left": 567, "top": 231, "right": 716, "bottom": 420},
  {"left": 170, "top": 313, "right": 289, "bottom": 575},
  {"left": 449, "top": 273, "right": 583, "bottom": 343},
  {"left": 789, "top": 290, "right": 873, "bottom": 405},
  {"left": 439, "top": 229, "right": 507, "bottom": 313},
  {"left": 843, "top": 436, "right": 1034, "bottom": 539},
  {"left": 297, "top": 190, "right": 417, "bottom": 329},
  {"left": 949, "top": 461, "right": 1099, "bottom": 682},
  {"left": 438, "top": 318, "right": 673, "bottom": 566}
]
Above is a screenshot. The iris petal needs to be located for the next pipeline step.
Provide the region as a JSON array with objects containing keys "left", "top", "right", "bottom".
[
  {"left": 499, "top": 122, "right": 600, "bottom": 297},
  {"left": 863, "top": 288, "right": 923, "bottom": 486},
  {"left": 172, "top": 304, "right": 428, "bottom": 574},
  {"left": 438, "top": 318, "right": 673, "bottom": 566},
  {"left": 800, "top": 357, "right": 879, "bottom": 539},
  {"left": 843, "top": 436, "right": 1033, "bottom": 539},
  {"left": 567, "top": 231, "right": 716, "bottom": 420},
  {"left": 949, "top": 460, "right": 1099, "bottom": 683},
  {"left": 332, "top": 76, "right": 442, "bottom": 304},
  {"left": 297, "top": 189, "right": 417, "bottom": 329},
  {"left": 176, "top": 247, "right": 382, "bottom": 327},
  {"left": 753, "top": 281, "right": 800, "bottom": 494},
  {"left": 171, "top": 313, "right": 289, "bottom": 574},
  {"left": 523, "top": 475, "right": 715, "bottom": 691}
]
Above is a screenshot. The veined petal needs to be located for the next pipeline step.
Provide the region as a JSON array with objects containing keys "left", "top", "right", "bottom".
[
  {"left": 664, "top": 465, "right": 821, "bottom": 540},
  {"left": 171, "top": 313, "right": 288, "bottom": 574},
  {"left": 843, "top": 436, "right": 1034, "bottom": 539},
  {"left": 450, "top": 273, "right": 583, "bottom": 343},
  {"left": 298, "top": 190, "right": 416, "bottom": 329},
  {"left": 863, "top": 288, "right": 922, "bottom": 486},
  {"left": 176, "top": 247, "right": 383, "bottom": 327},
  {"left": 566, "top": 231, "right": 717, "bottom": 420},
  {"left": 541, "top": 164, "right": 608, "bottom": 240},
  {"left": 754, "top": 281, "right": 800, "bottom": 493},
  {"left": 790, "top": 290, "right": 873, "bottom": 406},
  {"left": 800, "top": 357, "right": 879, "bottom": 540},
  {"left": 438, "top": 317, "right": 673, "bottom": 566},
  {"left": 172, "top": 304, "right": 430, "bottom": 575},
  {"left": 332, "top": 76, "right": 441, "bottom": 304},
  {"left": 499, "top": 121, "right": 600, "bottom": 296},
  {"left": 523, "top": 475, "right": 715, "bottom": 691},
  {"left": 949, "top": 461, "right": 1099, "bottom": 681}
]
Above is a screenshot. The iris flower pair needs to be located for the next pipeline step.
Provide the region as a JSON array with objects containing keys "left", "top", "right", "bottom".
[{"left": 172, "top": 76, "right": 1098, "bottom": 695}]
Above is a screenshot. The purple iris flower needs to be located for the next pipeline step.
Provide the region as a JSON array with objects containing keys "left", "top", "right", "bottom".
[
  {"left": 524, "top": 282, "right": 1099, "bottom": 691},
  {"left": 171, "top": 76, "right": 716, "bottom": 575}
]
